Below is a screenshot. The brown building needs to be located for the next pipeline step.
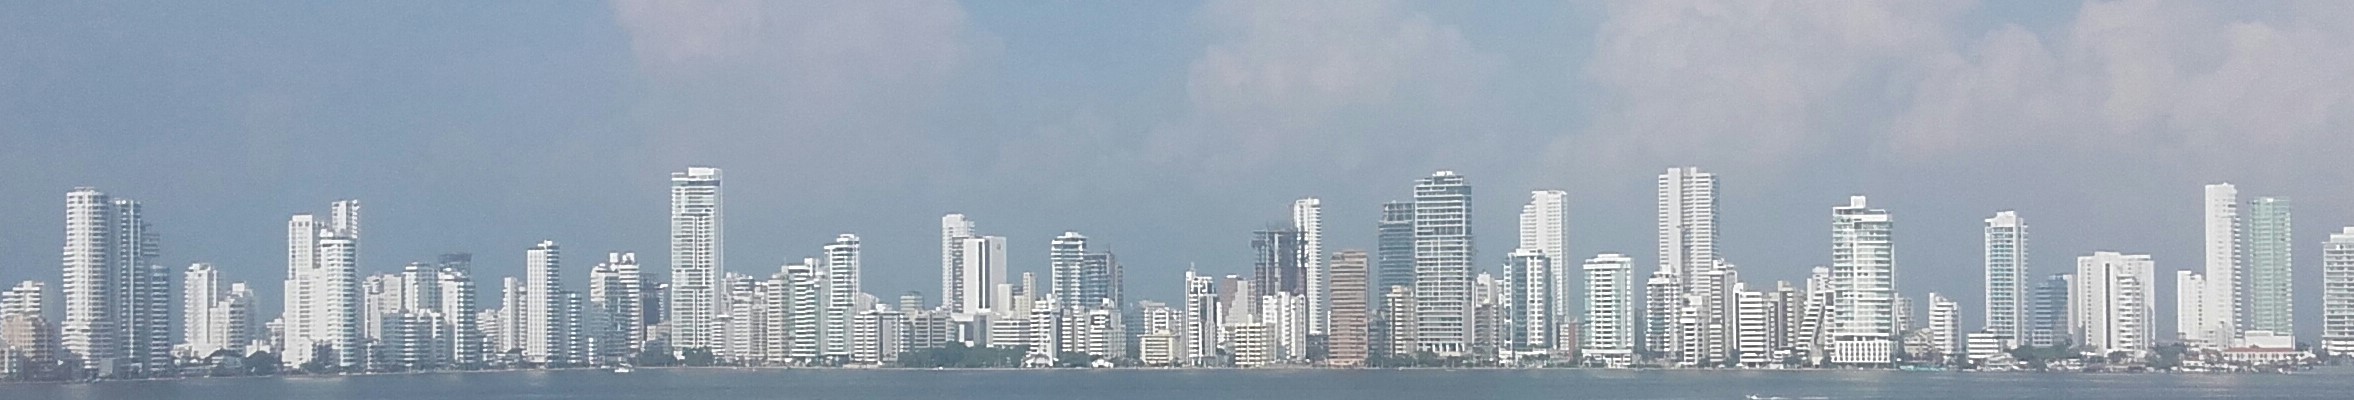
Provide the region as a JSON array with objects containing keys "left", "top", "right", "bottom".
[{"left": 1325, "top": 250, "right": 1370, "bottom": 367}]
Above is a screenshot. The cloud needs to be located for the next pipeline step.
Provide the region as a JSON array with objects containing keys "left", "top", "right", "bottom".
[
  {"left": 609, "top": 0, "right": 988, "bottom": 188},
  {"left": 1572, "top": 0, "right": 2354, "bottom": 181},
  {"left": 1145, "top": 0, "right": 1503, "bottom": 179}
]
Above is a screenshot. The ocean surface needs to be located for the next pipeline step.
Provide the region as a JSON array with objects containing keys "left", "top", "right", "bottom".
[{"left": 4, "top": 368, "right": 2351, "bottom": 400}]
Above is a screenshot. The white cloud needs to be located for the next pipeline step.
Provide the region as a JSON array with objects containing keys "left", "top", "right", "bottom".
[{"left": 1147, "top": 0, "right": 1502, "bottom": 177}]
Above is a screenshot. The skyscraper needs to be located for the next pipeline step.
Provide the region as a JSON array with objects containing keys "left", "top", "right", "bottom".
[
  {"left": 1656, "top": 168, "right": 1723, "bottom": 365},
  {"left": 2076, "top": 252, "right": 2154, "bottom": 355},
  {"left": 1412, "top": 170, "right": 1473, "bottom": 356},
  {"left": 1983, "top": 211, "right": 2027, "bottom": 342},
  {"left": 281, "top": 200, "right": 364, "bottom": 371},
  {"left": 940, "top": 214, "right": 977, "bottom": 314},
  {"left": 183, "top": 263, "right": 222, "bottom": 356},
  {"left": 61, "top": 188, "right": 170, "bottom": 375},
  {"left": 2, "top": 280, "right": 58, "bottom": 372},
  {"left": 437, "top": 263, "right": 481, "bottom": 368},
  {"left": 822, "top": 234, "right": 861, "bottom": 359},
  {"left": 2321, "top": 227, "right": 2354, "bottom": 355},
  {"left": 1503, "top": 249, "right": 1551, "bottom": 353},
  {"left": 2187, "top": 183, "right": 2240, "bottom": 348},
  {"left": 1326, "top": 250, "right": 1370, "bottom": 367},
  {"left": 1582, "top": 253, "right": 1634, "bottom": 365},
  {"left": 2026, "top": 274, "right": 2071, "bottom": 348},
  {"left": 959, "top": 236, "right": 1008, "bottom": 316},
  {"left": 1830, "top": 195, "right": 1895, "bottom": 365},
  {"left": 1375, "top": 201, "right": 1416, "bottom": 310},
  {"left": 2246, "top": 196, "right": 2292, "bottom": 336},
  {"left": 1182, "top": 268, "right": 1219, "bottom": 364},
  {"left": 1050, "top": 231, "right": 1089, "bottom": 304},
  {"left": 1293, "top": 198, "right": 1326, "bottom": 337},
  {"left": 669, "top": 166, "right": 723, "bottom": 351},
  {"left": 1519, "top": 190, "right": 1568, "bottom": 339},
  {"left": 1927, "top": 293, "right": 1958, "bottom": 361},
  {"left": 524, "top": 241, "right": 566, "bottom": 365},
  {"left": 1659, "top": 168, "right": 1717, "bottom": 286},
  {"left": 589, "top": 252, "right": 644, "bottom": 361},
  {"left": 1250, "top": 227, "right": 1305, "bottom": 300}
]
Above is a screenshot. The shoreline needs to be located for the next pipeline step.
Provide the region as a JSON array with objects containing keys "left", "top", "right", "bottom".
[{"left": 3, "top": 364, "right": 2295, "bottom": 385}]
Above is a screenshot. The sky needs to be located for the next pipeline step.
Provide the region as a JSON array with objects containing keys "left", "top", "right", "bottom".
[{"left": 3, "top": 0, "right": 2352, "bottom": 341}]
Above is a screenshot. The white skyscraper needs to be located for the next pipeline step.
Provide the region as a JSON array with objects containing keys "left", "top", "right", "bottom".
[
  {"left": 1582, "top": 253, "right": 1634, "bottom": 365},
  {"left": 1927, "top": 293, "right": 1959, "bottom": 361},
  {"left": 1183, "top": 268, "right": 1219, "bottom": 363},
  {"left": 959, "top": 236, "right": 1009, "bottom": 316},
  {"left": 1503, "top": 249, "right": 1551, "bottom": 353},
  {"left": 588, "top": 252, "right": 642, "bottom": 362},
  {"left": 1830, "top": 195, "right": 1895, "bottom": 365},
  {"left": 940, "top": 214, "right": 976, "bottom": 314},
  {"left": 1983, "top": 211, "right": 2027, "bottom": 342},
  {"left": 1659, "top": 168, "right": 1717, "bottom": 284},
  {"left": 60, "top": 188, "right": 171, "bottom": 375},
  {"left": 1292, "top": 198, "right": 1326, "bottom": 337},
  {"left": 670, "top": 166, "right": 723, "bottom": 351},
  {"left": 2188, "top": 183, "right": 2240, "bottom": 348},
  {"left": 1049, "top": 231, "right": 1089, "bottom": 305},
  {"left": 183, "top": 263, "right": 222, "bottom": 356},
  {"left": 1518, "top": 190, "right": 1569, "bottom": 338},
  {"left": 437, "top": 264, "right": 481, "bottom": 368},
  {"left": 1655, "top": 168, "right": 1722, "bottom": 364},
  {"left": 2075, "top": 252, "right": 2154, "bottom": 355},
  {"left": 2321, "top": 227, "right": 2354, "bottom": 355},
  {"left": 823, "top": 234, "right": 861, "bottom": 358},
  {"left": 524, "top": 241, "right": 567, "bottom": 365},
  {"left": 282, "top": 199, "right": 364, "bottom": 371},
  {"left": 1412, "top": 170, "right": 1473, "bottom": 355}
]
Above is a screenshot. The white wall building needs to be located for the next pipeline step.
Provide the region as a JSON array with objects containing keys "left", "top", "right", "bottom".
[
  {"left": 1582, "top": 253, "right": 1634, "bottom": 364},
  {"left": 1518, "top": 190, "right": 1568, "bottom": 345},
  {"left": 823, "top": 234, "right": 861, "bottom": 359},
  {"left": 1293, "top": 198, "right": 1326, "bottom": 337},
  {"left": 1830, "top": 195, "right": 1896, "bottom": 366},
  {"left": 2324, "top": 227, "right": 2354, "bottom": 355},
  {"left": 1984, "top": 211, "right": 2027, "bottom": 342},
  {"left": 2187, "top": 183, "right": 2240, "bottom": 348},
  {"left": 669, "top": 167, "right": 723, "bottom": 351},
  {"left": 1927, "top": 293, "right": 1958, "bottom": 361},
  {"left": 1412, "top": 170, "right": 1473, "bottom": 356},
  {"left": 2076, "top": 252, "right": 2155, "bottom": 356}
]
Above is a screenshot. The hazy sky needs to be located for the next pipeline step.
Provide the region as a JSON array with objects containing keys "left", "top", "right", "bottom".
[{"left": 4, "top": 0, "right": 2352, "bottom": 340}]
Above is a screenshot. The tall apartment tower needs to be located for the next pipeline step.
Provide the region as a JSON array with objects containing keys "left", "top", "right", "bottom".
[
  {"left": 2245, "top": 197, "right": 2292, "bottom": 336},
  {"left": 1829, "top": 195, "right": 1896, "bottom": 366},
  {"left": 524, "top": 241, "right": 566, "bottom": 365},
  {"left": 669, "top": 167, "right": 724, "bottom": 351},
  {"left": 1293, "top": 198, "right": 1326, "bottom": 337},
  {"left": 1582, "top": 253, "right": 1635, "bottom": 365},
  {"left": 2076, "top": 252, "right": 2154, "bottom": 355},
  {"left": 280, "top": 200, "right": 363, "bottom": 371},
  {"left": 1326, "top": 250, "right": 1370, "bottom": 367},
  {"left": 60, "top": 188, "right": 170, "bottom": 375},
  {"left": 1504, "top": 249, "right": 1551, "bottom": 353},
  {"left": 959, "top": 236, "right": 1009, "bottom": 316},
  {"left": 1983, "top": 211, "right": 2027, "bottom": 342},
  {"left": 1926, "top": 293, "right": 1959, "bottom": 360},
  {"left": 1412, "top": 170, "right": 1473, "bottom": 356},
  {"left": 823, "top": 234, "right": 862, "bottom": 358},
  {"left": 1250, "top": 228, "right": 1305, "bottom": 302},
  {"left": 2186, "top": 183, "right": 2240, "bottom": 348},
  {"left": 437, "top": 264, "right": 481, "bottom": 368},
  {"left": 589, "top": 252, "right": 644, "bottom": 360},
  {"left": 940, "top": 214, "right": 977, "bottom": 314},
  {"left": 1519, "top": 190, "right": 1569, "bottom": 337},
  {"left": 1049, "top": 232, "right": 1090, "bottom": 305},
  {"left": 1182, "top": 268, "right": 1220, "bottom": 363},
  {"left": 1375, "top": 201, "right": 1416, "bottom": 309},
  {"left": 2026, "top": 273, "right": 2072, "bottom": 348},
  {"left": 2320, "top": 227, "right": 2354, "bottom": 355}
]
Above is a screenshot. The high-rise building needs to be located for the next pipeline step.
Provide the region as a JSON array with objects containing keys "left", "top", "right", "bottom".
[
  {"left": 589, "top": 252, "right": 644, "bottom": 362},
  {"left": 1049, "top": 232, "right": 1091, "bottom": 305},
  {"left": 1182, "top": 269, "right": 1219, "bottom": 363},
  {"left": 669, "top": 166, "right": 724, "bottom": 351},
  {"left": 958, "top": 236, "right": 1008, "bottom": 316},
  {"left": 283, "top": 200, "right": 364, "bottom": 371},
  {"left": 1656, "top": 168, "right": 1726, "bottom": 366},
  {"left": 2246, "top": 197, "right": 2292, "bottom": 336},
  {"left": 1250, "top": 227, "right": 1305, "bottom": 300},
  {"left": 1830, "top": 195, "right": 1896, "bottom": 366},
  {"left": 1326, "top": 250, "right": 1370, "bottom": 367},
  {"left": 2176, "top": 271, "right": 2205, "bottom": 347},
  {"left": 1642, "top": 269, "right": 1682, "bottom": 360},
  {"left": 1984, "top": 211, "right": 2027, "bottom": 343},
  {"left": 822, "top": 234, "right": 861, "bottom": 359},
  {"left": 183, "top": 264, "right": 222, "bottom": 356},
  {"left": 1503, "top": 249, "right": 1551, "bottom": 353},
  {"left": 523, "top": 241, "right": 568, "bottom": 365},
  {"left": 1518, "top": 190, "right": 1569, "bottom": 339},
  {"left": 1658, "top": 168, "right": 1716, "bottom": 283},
  {"left": 1080, "top": 253, "right": 1121, "bottom": 310},
  {"left": 1375, "top": 202, "right": 1416, "bottom": 312},
  {"left": 437, "top": 265, "right": 481, "bottom": 368},
  {"left": 2321, "top": 227, "right": 2354, "bottom": 355},
  {"left": 2187, "top": 183, "right": 2240, "bottom": 348},
  {"left": 1927, "top": 293, "right": 1958, "bottom": 362},
  {"left": 3, "top": 281, "right": 59, "bottom": 374},
  {"left": 2076, "top": 252, "right": 2155, "bottom": 355},
  {"left": 1582, "top": 253, "right": 1635, "bottom": 366},
  {"left": 782, "top": 260, "right": 824, "bottom": 363},
  {"left": 60, "top": 188, "right": 170, "bottom": 375},
  {"left": 1293, "top": 198, "right": 1326, "bottom": 337},
  {"left": 1412, "top": 170, "right": 1473, "bottom": 356},
  {"left": 940, "top": 214, "right": 976, "bottom": 313}
]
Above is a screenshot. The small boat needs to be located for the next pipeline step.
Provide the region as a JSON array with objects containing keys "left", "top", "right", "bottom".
[{"left": 612, "top": 366, "right": 634, "bottom": 374}]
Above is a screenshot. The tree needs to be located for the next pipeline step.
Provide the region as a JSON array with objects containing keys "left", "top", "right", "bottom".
[{"left": 679, "top": 348, "right": 716, "bottom": 367}]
